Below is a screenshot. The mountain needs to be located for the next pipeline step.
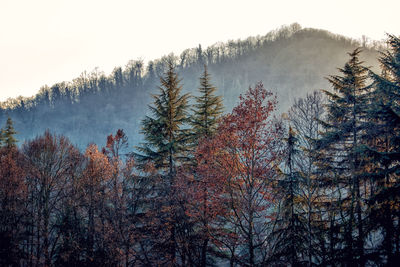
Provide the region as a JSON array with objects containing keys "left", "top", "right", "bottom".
[{"left": 0, "top": 23, "right": 382, "bottom": 148}]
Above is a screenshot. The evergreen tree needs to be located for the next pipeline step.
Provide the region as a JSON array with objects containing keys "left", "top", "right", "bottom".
[
  {"left": 316, "top": 48, "right": 369, "bottom": 266},
  {"left": 271, "top": 127, "right": 308, "bottom": 266},
  {"left": 2, "top": 117, "right": 17, "bottom": 148},
  {"left": 189, "top": 65, "right": 223, "bottom": 266},
  {"left": 191, "top": 64, "right": 223, "bottom": 142},
  {"left": 135, "top": 62, "right": 190, "bottom": 264},
  {"left": 364, "top": 34, "right": 400, "bottom": 265},
  {"left": 136, "top": 62, "right": 190, "bottom": 173}
]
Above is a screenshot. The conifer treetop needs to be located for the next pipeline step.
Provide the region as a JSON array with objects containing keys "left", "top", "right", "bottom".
[
  {"left": 191, "top": 65, "right": 223, "bottom": 141},
  {"left": 3, "top": 117, "right": 17, "bottom": 148},
  {"left": 136, "top": 62, "right": 190, "bottom": 173}
]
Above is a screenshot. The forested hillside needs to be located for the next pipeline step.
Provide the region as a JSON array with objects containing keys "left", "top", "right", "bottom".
[
  {"left": 0, "top": 24, "right": 381, "bottom": 147},
  {"left": 1, "top": 25, "right": 400, "bottom": 266}
]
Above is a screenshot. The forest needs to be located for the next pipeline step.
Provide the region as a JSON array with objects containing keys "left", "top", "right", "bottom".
[{"left": 0, "top": 29, "right": 400, "bottom": 266}]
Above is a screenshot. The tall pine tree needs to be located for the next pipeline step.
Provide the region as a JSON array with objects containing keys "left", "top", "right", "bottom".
[
  {"left": 364, "top": 34, "right": 400, "bottom": 265},
  {"left": 2, "top": 117, "right": 17, "bottom": 148},
  {"left": 270, "top": 126, "right": 308, "bottom": 266},
  {"left": 191, "top": 65, "right": 223, "bottom": 142},
  {"left": 136, "top": 62, "right": 190, "bottom": 173},
  {"left": 189, "top": 65, "right": 223, "bottom": 266},
  {"left": 135, "top": 62, "right": 190, "bottom": 265},
  {"left": 316, "top": 48, "right": 369, "bottom": 266}
]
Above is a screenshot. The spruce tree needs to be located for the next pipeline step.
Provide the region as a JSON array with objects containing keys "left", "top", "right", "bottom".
[
  {"left": 316, "top": 48, "right": 369, "bottom": 265},
  {"left": 135, "top": 62, "right": 190, "bottom": 264},
  {"left": 191, "top": 65, "right": 223, "bottom": 142},
  {"left": 190, "top": 65, "right": 223, "bottom": 266},
  {"left": 364, "top": 35, "right": 400, "bottom": 265},
  {"left": 136, "top": 62, "right": 190, "bottom": 173},
  {"left": 2, "top": 117, "right": 17, "bottom": 148},
  {"left": 271, "top": 127, "right": 308, "bottom": 266}
]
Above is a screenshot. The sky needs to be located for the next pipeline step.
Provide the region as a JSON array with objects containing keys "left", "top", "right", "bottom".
[{"left": 0, "top": 0, "right": 399, "bottom": 101}]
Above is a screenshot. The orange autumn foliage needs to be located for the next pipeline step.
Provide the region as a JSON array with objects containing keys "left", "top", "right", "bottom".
[{"left": 191, "top": 82, "right": 284, "bottom": 265}]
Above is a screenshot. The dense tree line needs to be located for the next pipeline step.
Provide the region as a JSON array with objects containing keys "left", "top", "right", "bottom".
[
  {"left": 0, "top": 24, "right": 381, "bottom": 148},
  {"left": 0, "top": 33, "right": 399, "bottom": 266}
]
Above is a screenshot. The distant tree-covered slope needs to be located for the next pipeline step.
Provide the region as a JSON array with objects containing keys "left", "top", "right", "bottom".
[{"left": 0, "top": 23, "right": 381, "bottom": 148}]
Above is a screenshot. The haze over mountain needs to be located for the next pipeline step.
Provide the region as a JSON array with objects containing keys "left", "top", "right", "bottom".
[{"left": 0, "top": 24, "right": 382, "bottom": 148}]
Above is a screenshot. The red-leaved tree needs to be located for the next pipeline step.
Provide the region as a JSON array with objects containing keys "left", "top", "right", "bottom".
[
  {"left": 0, "top": 146, "right": 27, "bottom": 266},
  {"left": 80, "top": 144, "right": 116, "bottom": 265},
  {"left": 196, "top": 82, "right": 284, "bottom": 266}
]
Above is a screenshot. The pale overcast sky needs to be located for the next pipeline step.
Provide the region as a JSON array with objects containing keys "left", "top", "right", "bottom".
[{"left": 0, "top": 0, "right": 399, "bottom": 101}]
